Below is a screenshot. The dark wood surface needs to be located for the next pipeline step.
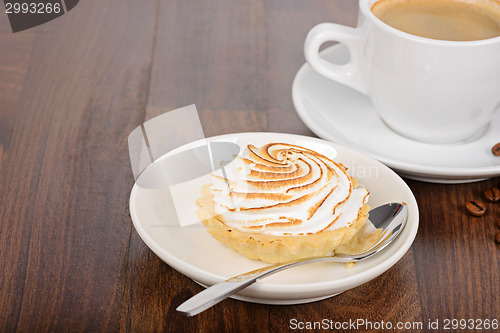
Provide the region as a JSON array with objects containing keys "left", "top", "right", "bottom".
[{"left": 1, "top": 1, "right": 498, "bottom": 332}]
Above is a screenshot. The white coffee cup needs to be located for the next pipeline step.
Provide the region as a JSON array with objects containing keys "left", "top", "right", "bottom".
[{"left": 304, "top": 0, "right": 500, "bottom": 144}]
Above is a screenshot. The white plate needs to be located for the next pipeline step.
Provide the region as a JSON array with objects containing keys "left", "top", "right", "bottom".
[
  {"left": 129, "top": 132, "right": 418, "bottom": 304},
  {"left": 293, "top": 44, "right": 500, "bottom": 183}
]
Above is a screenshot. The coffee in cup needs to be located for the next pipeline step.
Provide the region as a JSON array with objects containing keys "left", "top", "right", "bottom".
[{"left": 371, "top": 0, "right": 500, "bottom": 41}]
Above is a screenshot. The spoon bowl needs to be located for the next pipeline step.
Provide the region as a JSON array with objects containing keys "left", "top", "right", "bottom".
[{"left": 177, "top": 202, "right": 408, "bottom": 316}]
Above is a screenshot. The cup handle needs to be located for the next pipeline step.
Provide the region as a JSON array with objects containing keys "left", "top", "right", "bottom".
[{"left": 304, "top": 23, "right": 366, "bottom": 94}]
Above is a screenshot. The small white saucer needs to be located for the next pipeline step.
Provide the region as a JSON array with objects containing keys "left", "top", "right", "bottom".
[
  {"left": 292, "top": 44, "right": 500, "bottom": 183},
  {"left": 129, "top": 132, "right": 418, "bottom": 305}
]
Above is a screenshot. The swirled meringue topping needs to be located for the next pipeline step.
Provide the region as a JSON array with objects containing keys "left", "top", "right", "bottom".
[{"left": 209, "top": 143, "right": 369, "bottom": 236}]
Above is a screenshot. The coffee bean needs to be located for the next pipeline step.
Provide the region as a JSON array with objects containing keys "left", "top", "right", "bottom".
[
  {"left": 465, "top": 200, "right": 486, "bottom": 216},
  {"left": 496, "top": 232, "right": 500, "bottom": 245},
  {"left": 484, "top": 188, "right": 500, "bottom": 203},
  {"left": 492, "top": 143, "right": 500, "bottom": 156}
]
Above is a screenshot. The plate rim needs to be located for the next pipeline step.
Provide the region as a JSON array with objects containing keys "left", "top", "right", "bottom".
[
  {"left": 292, "top": 44, "right": 500, "bottom": 180},
  {"left": 129, "top": 132, "right": 419, "bottom": 300}
]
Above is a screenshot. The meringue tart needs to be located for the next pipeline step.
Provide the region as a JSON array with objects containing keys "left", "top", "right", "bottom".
[{"left": 195, "top": 143, "right": 370, "bottom": 263}]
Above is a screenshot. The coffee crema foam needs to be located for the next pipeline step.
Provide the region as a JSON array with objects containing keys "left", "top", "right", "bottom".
[
  {"left": 371, "top": 0, "right": 500, "bottom": 41},
  {"left": 209, "top": 143, "right": 369, "bottom": 236}
]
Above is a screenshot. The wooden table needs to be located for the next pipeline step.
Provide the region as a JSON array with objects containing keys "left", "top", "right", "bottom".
[{"left": 1, "top": 1, "right": 498, "bottom": 331}]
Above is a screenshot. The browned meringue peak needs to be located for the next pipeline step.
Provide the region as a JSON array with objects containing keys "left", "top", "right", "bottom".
[{"left": 209, "top": 143, "right": 369, "bottom": 236}]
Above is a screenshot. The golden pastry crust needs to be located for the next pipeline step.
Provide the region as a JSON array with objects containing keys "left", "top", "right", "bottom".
[{"left": 196, "top": 184, "right": 370, "bottom": 263}]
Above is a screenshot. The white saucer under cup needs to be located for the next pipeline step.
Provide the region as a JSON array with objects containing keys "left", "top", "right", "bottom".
[{"left": 293, "top": 44, "right": 500, "bottom": 184}]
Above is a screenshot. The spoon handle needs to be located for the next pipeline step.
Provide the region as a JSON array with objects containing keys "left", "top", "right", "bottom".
[{"left": 176, "top": 255, "right": 355, "bottom": 316}]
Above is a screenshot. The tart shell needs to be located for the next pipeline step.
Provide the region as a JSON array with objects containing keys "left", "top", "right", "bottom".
[{"left": 196, "top": 184, "right": 370, "bottom": 263}]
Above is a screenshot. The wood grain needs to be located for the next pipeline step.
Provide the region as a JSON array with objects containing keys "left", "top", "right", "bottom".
[
  {"left": 409, "top": 179, "right": 500, "bottom": 319},
  {"left": 0, "top": 0, "right": 157, "bottom": 331},
  {"left": 0, "top": 0, "right": 499, "bottom": 332}
]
